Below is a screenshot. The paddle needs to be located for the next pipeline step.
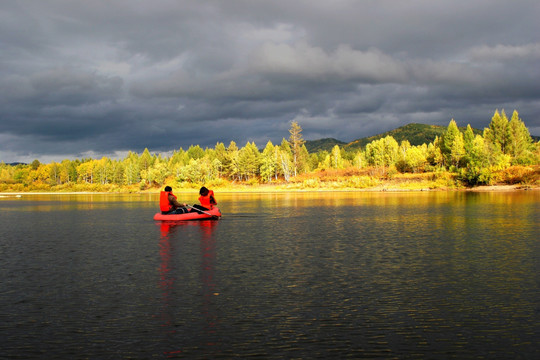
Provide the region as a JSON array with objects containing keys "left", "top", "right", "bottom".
[{"left": 186, "top": 205, "right": 220, "bottom": 220}]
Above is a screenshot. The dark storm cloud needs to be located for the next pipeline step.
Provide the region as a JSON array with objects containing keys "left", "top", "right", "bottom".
[{"left": 1, "top": 0, "right": 539, "bottom": 163}]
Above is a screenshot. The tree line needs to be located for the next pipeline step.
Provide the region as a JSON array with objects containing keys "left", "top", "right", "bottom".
[{"left": 1, "top": 110, "right": 538, "bottom": 191}]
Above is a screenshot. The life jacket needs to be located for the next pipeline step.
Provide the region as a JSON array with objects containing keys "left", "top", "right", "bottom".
[
  {"left": 159, "top": 191, "right": 176, "bottom": 212},
  {"left": 199, "top": 190, "right": 217, "bottom": 209}
]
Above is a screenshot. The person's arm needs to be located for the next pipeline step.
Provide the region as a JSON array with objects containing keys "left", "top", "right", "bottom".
[
  {"left": 209, "top": 190, "right": 217, "bottom": 205},
  {"left": 169, "top": 195, "right": 187, "bottom": 208}
]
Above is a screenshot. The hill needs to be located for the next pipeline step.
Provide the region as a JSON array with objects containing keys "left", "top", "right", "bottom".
[
  {"left": 304, "top": 138, "right": 347, "bottom": 153},
  {"left": 345, "top": 123, "right": 484, "bottom": 149},
  {"left": 305, "top": 123, "right": 484, "bottom": 152}
]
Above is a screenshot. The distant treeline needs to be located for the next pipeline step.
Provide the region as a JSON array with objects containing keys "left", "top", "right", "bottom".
[{"left": 1, "top": 110, "right": 539, "bottom": 191}]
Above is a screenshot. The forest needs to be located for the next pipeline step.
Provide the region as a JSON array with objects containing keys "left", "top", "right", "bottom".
[{"left": 1, "top": 109, "right": 539, "bottom": 192}]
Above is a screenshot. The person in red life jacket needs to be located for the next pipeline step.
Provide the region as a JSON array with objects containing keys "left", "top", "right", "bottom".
[
  {"left": 197, "top": 186, "right": 217, "bottom": 210},
  {"left": 159, "top": 186, "right": 189, "bottom": 214},
  {"left": 187, "top": 186, "right": 217, "bottom": 213}
]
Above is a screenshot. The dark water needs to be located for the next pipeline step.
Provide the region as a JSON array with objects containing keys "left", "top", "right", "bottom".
[{"left": 1, "top": 191, "right": 538, "bottom": 359}]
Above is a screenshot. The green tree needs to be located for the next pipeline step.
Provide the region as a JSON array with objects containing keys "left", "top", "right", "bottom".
[
  {"left": 187, "top": 145, "right": 205, "bottom": 160},
  {"left": 507, "top": 110, "right": 534, "bottom": 164},
  {"left": 308, "top": 152, "right": 321, "bottom": 170},
  {"left": 178, "top": 158, "right": 205, "bottom": 183},
  {"left": 95, "top": 157, "right": 112, "bottom": 185},
  {"left": 123, "top": 151, "right": 141, "bottom": 185},
  {"left": 450, "top": 132, "right": 465, "bottom": 168},
  {"left": 440, "top": 119, "right": 462, "bottom": 168},
  {"left": 353, "top": 150, "right": 365, "bottom": 169},
  {"left": 396, "top": 141, "right": 427, "bottom": 173},
  {"left": 110, "top": 161, "right": 125, "bottom": 185},
  {"left": 426, "top": 136, "right": 443, "bottom": 167},
  {"left": 143, "top": 160, "right": 170, "bottom": 185},
  {"left": 225, "top": 141, "right": 240, "bottom": 180},
  {"left": 460, "top": 135, "right": 493, "bottom": 185},
  {"left": 463, "top": 124, "right": 475, "bottom": 155},
  {"left": 484, "top": 109, "right": 510, "bottom": 154},
  {"left": 169, "top": 148, "right": 188, "bottom": 167},
  {"left": 288, "top": 121, "right": 305, "bottom": 176},
  {"left": 279, "top": 138, "right": 293, "bottom": 181},
  {"left": 298, "top": 144, "right": 310, "bottom": 173},
  {"left": 210, "top": 158, "right": 222, "bottom": 180},
  {"left": 260, "top": 141, "right": 277, "bottom": 183},
  {"left": 237, "top": 142, "right": 261, "bottom": 180},
  {"left": 49, "top": 162, "right": 62, "bottom": 185},
  {"left": 77, "top": 160, "right": 96, "bottom": 184},
  {"left": 365, "top": 135, "right": 399, "bottom": 169},
  {"left": 13, "top": 167, "right": 30, "bottom": 184},
  {"left": 330, "top": 145, "right": 344, "bottom": 169},
  {"left": 139, "top": 148, "right": 154, "bottom": 174},
  {"left": 60, "top": 159, "right": 78, "bottom": 183},
  {"left": 30, "top": 159, "right": 41, "bottom": 170}
]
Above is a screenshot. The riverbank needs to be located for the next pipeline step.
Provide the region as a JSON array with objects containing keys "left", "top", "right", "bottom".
[
  {"left": 2, "top": 184, "right": 538, "bottom": 195},
  {"left": 1, "top": 166, "right": 538, "bottom": 194}
]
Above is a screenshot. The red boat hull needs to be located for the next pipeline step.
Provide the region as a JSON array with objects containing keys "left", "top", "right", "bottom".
[{"left": 153, "top": 207, "right": 221, "bottom": 221}]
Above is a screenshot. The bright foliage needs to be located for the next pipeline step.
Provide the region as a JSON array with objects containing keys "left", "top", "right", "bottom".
[{"left": 1, "top": 109, "right": 538, "bottom": 190}]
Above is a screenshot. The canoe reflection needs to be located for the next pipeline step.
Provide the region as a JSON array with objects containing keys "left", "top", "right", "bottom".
[{"left": 158, "top": 220, "right": 219, "bottom": 356}]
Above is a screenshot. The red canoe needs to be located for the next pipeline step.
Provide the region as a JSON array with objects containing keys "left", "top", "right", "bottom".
[{"left": 153, "top": 207, "right": 221, "bottom": 221}]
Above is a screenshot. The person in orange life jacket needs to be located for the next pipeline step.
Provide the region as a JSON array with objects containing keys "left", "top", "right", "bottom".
[
  {"left": 159, "top": 186, "right": 189, "bottom": 214},
  {"left": 189, "top": 186, "right": 217, "bottom": 213},
  {"left": 198, "top": 186, "right": 217, "bottom": 210}
]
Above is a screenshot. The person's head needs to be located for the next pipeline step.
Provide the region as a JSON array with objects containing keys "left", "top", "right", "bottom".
[
  {"left": 199, "top": 186, "right": 209, "bottom": 196},
  {"left": 164, "top": 186, "right": 172, "bottom": 192}
]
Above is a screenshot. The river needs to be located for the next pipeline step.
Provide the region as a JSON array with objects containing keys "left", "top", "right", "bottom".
[{"left": 1, "top": 191, "right": 538, "bottom": 359}]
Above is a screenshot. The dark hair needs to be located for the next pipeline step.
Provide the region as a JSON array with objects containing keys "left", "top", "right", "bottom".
[
  {"left": 164, "top": 186, "right": 172, "bottom": 192},
  {"left": 199, "top": 186, "right": 209, "bottom": 196}
]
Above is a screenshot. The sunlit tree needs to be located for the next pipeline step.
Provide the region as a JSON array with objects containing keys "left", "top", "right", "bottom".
[
  {"left": 288, "top": 121, "right": 305, "bottom": 176},
  {"left": 169, "top": 148, "right": 188, "bottom": 167},
  {"left": 77, "top": 160, "right": 95, "bottom": 184},
  {"left": 460, "top": 135, "right": 493, "bottom": 185},
  {"left": 279, "top": 138, "right": 293, "bottom": 181},
  {"left": 139, "top": 148, "right": 154, "bottom": 174},
  {"left": 187, "top": 145, "right": 205, "bottom": 160},
  {"left": 484, "top": 110, "right": 509, "bottom": 155},
  {"left": 365, "top": 135, "right": 399, "bottom": 169},
  {"left": 123, "top": 151, "right": 141, "bottom": 185},
  {"left": 507, "top": 110, "right": 534, "bottom": 164},
  {"left": 237, "top": 141, "right": 261, "bottom": 180},
  {"left": 298, "top": 144, "right": 310, "bottom": 173},
  {"left": 225, "top": 141, "right": 239, "bottom": 180},
  {"left": 396, "top": 141, "right": 427, "bottom": 173},
  {"left": 260, "top": 141, "right": 277, "bottom": 183},
  {"left": 330, "top": 145, "right": 344, "bottom": 169},
  {"left": 440, "top": 119, "right": 462, "bottom": 168}
]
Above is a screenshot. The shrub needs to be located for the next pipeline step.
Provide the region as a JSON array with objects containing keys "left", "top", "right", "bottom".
[
  {"left": 458, "top": 167, "right": 493, "bottom": 186},
  {"left": 302, "top": 178, "right": 321, "bottom": 188},
  {"left": 497, "top": 165, "right": 538, "bottom": 185},
  {"left": 346, "top": 176, "right": 379, "bottom": 188}
]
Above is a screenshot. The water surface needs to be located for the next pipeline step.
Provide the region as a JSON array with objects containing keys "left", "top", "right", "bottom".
[{"left": 1, "top": 191, "right": 538, "bottom": 359}]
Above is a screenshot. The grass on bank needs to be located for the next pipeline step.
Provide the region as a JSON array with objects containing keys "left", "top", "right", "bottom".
[{"left": 1, "top": 165, "right": 538, "bottom": 193}]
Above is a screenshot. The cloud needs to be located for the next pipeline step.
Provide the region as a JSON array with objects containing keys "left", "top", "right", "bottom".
[
  {"left": 0, "top": 0, "right": 539, "bottom": 163},
  {"left": 249, "top": 42, "right": 408, "bottom": 83},
  {"left": 469, "top": 43, "right": 540, "bottom": 62}
]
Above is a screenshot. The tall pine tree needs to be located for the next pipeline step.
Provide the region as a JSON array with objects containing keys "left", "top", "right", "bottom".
[
  {"left": 507, "top": 110, "right": 534, "bottom": 164},
  {"left": 288, "top": 121, "right": 305, "bottom": 177},
  {"left": 440, "top": 119, "right": 462, "bottom": 167},
  {"left": 484, "top": 109, "right": 510, "bottom": 154}
]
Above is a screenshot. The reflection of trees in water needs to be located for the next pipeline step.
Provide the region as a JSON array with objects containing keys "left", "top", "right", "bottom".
[{"left": 157, "top": 220, "right": 219, "bottom": 355}]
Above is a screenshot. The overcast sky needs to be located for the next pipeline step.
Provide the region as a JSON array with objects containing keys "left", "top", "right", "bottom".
[{"left": 1, "top": 0, "right": 539, "bottom": 163}]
